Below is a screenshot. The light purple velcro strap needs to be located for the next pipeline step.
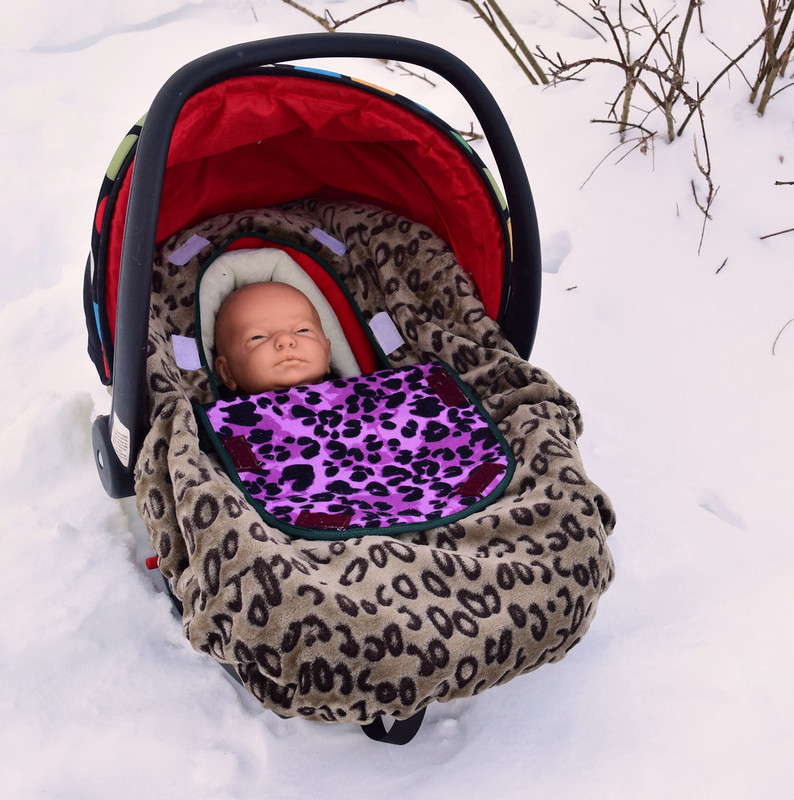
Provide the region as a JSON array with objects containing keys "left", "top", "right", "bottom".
[
  {"left": 168, "top": 234, "right": 211, "bottom": 266},
  {"left": 310, "top": 227, "right": 347, "bottom": 256},
  {"left": 172, "top": 335, "right": 202, "bottom": 370}
]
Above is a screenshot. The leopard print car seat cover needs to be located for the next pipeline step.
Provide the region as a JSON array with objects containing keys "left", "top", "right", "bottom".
[{"left": 136, "top": 199, "right": 616, "bottom": 726}]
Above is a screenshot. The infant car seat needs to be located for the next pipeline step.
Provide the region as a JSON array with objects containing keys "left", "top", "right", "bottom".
[{"left": 84, "top": 34, "right": 615, "bottom": 744}]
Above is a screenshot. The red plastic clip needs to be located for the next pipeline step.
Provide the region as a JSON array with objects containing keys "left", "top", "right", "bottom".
[{"left": 145, "top": 555, "right": 160, "bottom": 570}]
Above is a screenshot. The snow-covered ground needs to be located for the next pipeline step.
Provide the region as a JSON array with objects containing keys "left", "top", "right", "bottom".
[{"left": 1, "top": 1, "right": 792, "bottom": 797}]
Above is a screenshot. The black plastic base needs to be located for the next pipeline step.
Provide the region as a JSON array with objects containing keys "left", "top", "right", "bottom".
[{"left": 92, "top": 414, "right": 135, "bottom": 498}]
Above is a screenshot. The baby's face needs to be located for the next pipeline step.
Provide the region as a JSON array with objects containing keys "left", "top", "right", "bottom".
[{"left": 214, "top": 282, "right": 331, "bottom": 394}]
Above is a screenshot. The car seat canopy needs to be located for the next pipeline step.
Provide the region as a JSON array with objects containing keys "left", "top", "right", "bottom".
[{"left": 103, "top": 70, "right": 509, "bottom": 348}]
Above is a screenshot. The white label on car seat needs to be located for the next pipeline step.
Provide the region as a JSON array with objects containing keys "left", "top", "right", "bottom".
[
  {"left": 310, "top": 227, "right": 347, "bottom": 256},
  {"left": 172, "top": 335, "right": 202, "bottom": 370},
  {"left": 111, "top": 412, "right": 131, "bottom": 468},
  {"left": 370, "top": 311, "right": 405, "bottom": 355}
]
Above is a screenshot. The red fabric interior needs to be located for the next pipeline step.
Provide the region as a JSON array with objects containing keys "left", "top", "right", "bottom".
[
  {"left": 106, "top": 74, "right": 505, "bottom": 344},
  {"left": 225, "top": 238, "right": 379, "bottom": 373}
]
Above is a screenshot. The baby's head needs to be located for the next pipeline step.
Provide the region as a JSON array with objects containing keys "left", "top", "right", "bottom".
[{"left": 214, "top": 282, "right": 332, "bottom": 394}]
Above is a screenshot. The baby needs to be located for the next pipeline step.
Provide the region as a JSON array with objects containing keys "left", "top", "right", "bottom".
[{"left": 214, "top": 282, "right": 332, "bottom": 394}]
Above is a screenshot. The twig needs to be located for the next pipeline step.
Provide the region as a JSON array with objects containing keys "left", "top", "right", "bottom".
[
  {"left": 280, "top": 0, "right": 330, "bottom": 30},
  {"left": 485, "top": 0, "right": 549, "bottom": 83},
  {"left": 329, "top": 0, "right": 407, "bottom": 29},
  {"left": 541, "top": 1, "right": 702, "bottom": 142},
  {"left": 767, "top": 78, "right": 794, "bottom": 100},
  {"left": 453, "top": 123, "right": 484, "bottom": 142},
  {"left": 707, "top": 36, "right": 755, "bottom": 90},
  {"left": 579, "top": 128, "right": 656, "bottom": 189},
  {"left": 760, "top": 226, "right": 794, "bottom": 239},
  {"left": 691, "top": 84, "right": 719, "bottom": 256},
  {"left": 677, "top": 24, "right": 771, "bottom": 136},
  {"left": 751, "top": 0, "right": 794, "bottom": 113},
  {"left": 533, "top": 47, "right": 589, "bottom": 83},
  {"left": 553, "top": 1, "right": 607, "bottom": 42},
  {"left": 280, "top": 0, "right": 406, "bottom": 31},
  {"left": 580, "top": 140, "right": 628, "bottom": 190},
  {"left": 673, "top": 0, "right": 699, "bottom": 72},
  {"left": 772, "top": 318, "right": 794, "bottom": 354},
  {"left": 590, "top": 117, "right": 656, "bottom": 139},
  {"left": 385, "top": 61, "right": 437, "bottom": 86},
  {"left": 460, "top": 0, "right": 548, "bottom": 84}
]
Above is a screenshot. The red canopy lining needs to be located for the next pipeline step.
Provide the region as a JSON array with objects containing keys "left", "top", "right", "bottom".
[{"left": 106, "top": 73, "right": 506, "bottom": 343}]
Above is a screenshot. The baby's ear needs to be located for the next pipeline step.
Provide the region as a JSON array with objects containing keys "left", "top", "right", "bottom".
[{"left": 215, "top": 355, "right": 237, "bottom": 390}]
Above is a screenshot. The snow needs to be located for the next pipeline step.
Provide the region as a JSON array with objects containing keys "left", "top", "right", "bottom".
[{"left": 1, "top": 1, "right": 792, "bottom": 797}]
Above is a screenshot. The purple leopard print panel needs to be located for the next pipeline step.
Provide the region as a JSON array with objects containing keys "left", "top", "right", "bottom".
[{"left": 196, "top": 363, "right": 515, "bottom": 539}]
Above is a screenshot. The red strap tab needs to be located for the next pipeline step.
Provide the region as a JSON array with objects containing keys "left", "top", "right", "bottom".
[
  {"left": 221, "top": 435, "right": 260, "bottom": 471},
  {"left": 296, "top": 511, "right": 353, "bottom": 530},
  {"left": 426, "top": 369, "right": 468, "bottom": 407},
  {"left": 457, "top": 462, "right": 505, "bottom": 497}
]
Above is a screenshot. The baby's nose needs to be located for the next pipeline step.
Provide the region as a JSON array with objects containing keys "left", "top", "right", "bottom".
[{"left": 273, "top": 330, "right": 296, "bottom": 349}]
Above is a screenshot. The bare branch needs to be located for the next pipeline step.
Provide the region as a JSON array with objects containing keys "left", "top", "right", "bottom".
[
  {"left": 485, "top": 0, "right": 549, "bottom": 84},
  {"left": 772, "top": 318, "right": 794, "bottom": 354},
  {"left": 690, "top": 85, "right": 719, "bottom": 256},
  {"left": 280, "top": 0, "right": 332, "bottom": 30},
  {"left": 750, "top": 1, "right": 793, "bottom": 112},
  {"left": 707, "top": 36, "right": 755, "bottom": 90},
  {"left": 460, "top": 1, "right": 547, "bottom": 85},
  {"left": 553, "top": 1, "right": 608, "bottom": 42},
  {"left": 453, "top": 123, "right": 484, "bottom": 142},
  {"left": 760, "top": 226, "right": 794, "bottom": 239},
  {"left": 385, "top": 61, "right": 437, "bottom": 86},
  {"left": 678, "top": 23, "right": 771, "bottom": 136},
  {"left": 280, "top": 0, "right": 407, "bottom": 32},
  {"left": 330, "top": 0, "right": 407, "bottom": 29},
  {"left": 579, "top": 128, "right": 656, "bottom": 189}
]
